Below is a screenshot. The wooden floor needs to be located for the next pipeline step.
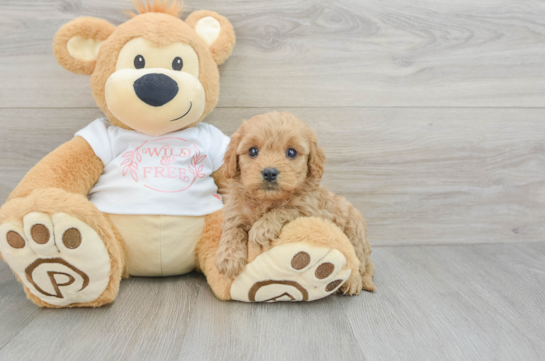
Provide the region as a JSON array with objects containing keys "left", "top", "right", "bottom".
[
  {"left": 1, "top": 0, "right": 545, "bottom": 360},
  {"left": 1, "top": 243, "right": 544, "bottom": 361}
]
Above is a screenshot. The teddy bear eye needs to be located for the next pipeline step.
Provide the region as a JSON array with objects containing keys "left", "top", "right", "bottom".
[
  {"left": 134, "top": 55, "right": 145, "bottom": 69},
  {"left": 286, "top": 148, "right": 297, "bottom": 159},
  {"left": 172, "top": 57, "right": 183, "bottom": 71},
  {"left": 249, "top": 147, "right": 259, "bottom": 158}
]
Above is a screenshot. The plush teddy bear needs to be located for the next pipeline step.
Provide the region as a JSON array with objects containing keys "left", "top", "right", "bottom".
[{"left": 0, "top": 0, "right": 362, "bottom": 307}]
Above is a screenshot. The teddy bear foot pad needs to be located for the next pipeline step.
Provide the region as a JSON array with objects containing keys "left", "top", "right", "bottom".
[
  {"left": 230, "top": 242, "right": 352, "bottom": 302},
  {"left": 0, "top": 212, "right": 111, "bottom": 307}
]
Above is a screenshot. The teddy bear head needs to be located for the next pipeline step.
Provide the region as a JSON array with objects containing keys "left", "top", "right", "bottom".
[{"left": 53, "top": 0, "right": 235, "bottom": 136}]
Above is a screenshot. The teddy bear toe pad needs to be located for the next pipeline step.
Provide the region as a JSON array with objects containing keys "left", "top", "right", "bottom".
[
  {"left": 230, "top": 242, "right": 351, "bottom": 302},
  {"left": 0, "top": 212, "right": 111, "bottom": 306}
]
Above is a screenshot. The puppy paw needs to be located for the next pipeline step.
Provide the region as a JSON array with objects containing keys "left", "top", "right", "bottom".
[
  {"left": 339, "top": 274, "right": 364, "bottom": 296},
  {"left": 248, "top": 224, "right": 279, "bottom": 248},
  {"left": 360, "top": 269, "right": 377, "bottom": 292},
  {"left": 215, "top": 251, "right": 247, "bottom": 278}
]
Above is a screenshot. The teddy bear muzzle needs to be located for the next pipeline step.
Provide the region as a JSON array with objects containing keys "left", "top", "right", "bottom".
[{"left": 104, "top": 67, "right": 206, "bottom": 136}]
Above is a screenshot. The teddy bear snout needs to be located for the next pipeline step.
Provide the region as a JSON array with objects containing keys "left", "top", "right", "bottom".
[{"left": 133, "top": 73, "right": 179, "bottom": 107}]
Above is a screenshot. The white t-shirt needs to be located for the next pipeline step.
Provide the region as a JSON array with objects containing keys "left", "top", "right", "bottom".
[{"left": 75, "top": 118, "right": 230, "bottom": 216}]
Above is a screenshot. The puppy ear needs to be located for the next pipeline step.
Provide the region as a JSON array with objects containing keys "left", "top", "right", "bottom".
[
  {"left": 308, "top": 137, "right": 326, "bottom": 180},
  {"left": 53, "top": 17, "right": 116, "bottom": 75},
  {"left": 224, "top": 129, "right": 243, "bottom": 180},
  {"left": 185, "top": 10, "right": 236, "bottom": 65}
]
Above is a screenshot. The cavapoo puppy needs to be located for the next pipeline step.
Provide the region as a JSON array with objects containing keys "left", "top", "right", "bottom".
[{"left": 215, "top": 112, "right": 375, "bottom": 294}]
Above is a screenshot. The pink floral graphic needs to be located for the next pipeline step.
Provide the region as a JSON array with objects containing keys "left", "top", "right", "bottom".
[
  {"left": 121, "top": 148, "right": 142, "bottom": 182},
  {"left": 188, "top": 144, "right": 207, "bottom": 179}
]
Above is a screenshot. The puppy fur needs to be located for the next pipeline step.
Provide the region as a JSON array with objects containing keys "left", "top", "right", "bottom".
[{"left": 216, "top": 112, "right": 375, "bottom": 294}]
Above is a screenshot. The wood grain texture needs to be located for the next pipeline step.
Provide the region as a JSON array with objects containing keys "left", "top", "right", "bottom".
[
  {"left": 2, "top": 0, "right": 545, "bottom": 108},
  {"left": 1, "top": 243, "right": 544, "bottom": 361},
  {"left": 1, "top": 107, "right": 543, "bottom": 246},
  {"left": 341, "top": 243, "right": 545, "bottom": 360},
  {"left": 0, "top": 271, "right": 204, "bottom": 360},
  {"left": 0, "top": 258, "right": 41, "bottom": 350}
]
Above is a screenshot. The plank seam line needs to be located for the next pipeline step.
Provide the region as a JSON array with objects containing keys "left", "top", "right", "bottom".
[
  {"left": 335, "top": 296, "right": 369, "bottom": 361},
  {"left": 174, "top": 277, "right": 205, "bottom": 359},
  {"left": 0, "top": 308, "right": 41, "bottom": 353},
  {"left": 373, "top": 240, "right": 545, "bottom": 248},
  {"left": 3, "top": 106, "right": 545, "bottom": 110},
  {"left": 115, "top": 284, "right": 161, "bottom": 359}
]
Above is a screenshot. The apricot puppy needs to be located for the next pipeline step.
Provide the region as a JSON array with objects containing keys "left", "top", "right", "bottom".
[{"left": 216, "top": 112, "right": 375, "bottom": 294}]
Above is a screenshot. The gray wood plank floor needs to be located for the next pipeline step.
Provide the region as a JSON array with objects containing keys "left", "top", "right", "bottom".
[{"left": 1, "top": 243, "right": 544, "bottom": 361}]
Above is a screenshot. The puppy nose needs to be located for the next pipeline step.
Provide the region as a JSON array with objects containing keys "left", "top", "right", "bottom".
[
  {"left": 262, "top": 168, "right": 279, "bottom": 182},
  {"left": 133, "top": 73, "right": 179, "bottom": 107}
]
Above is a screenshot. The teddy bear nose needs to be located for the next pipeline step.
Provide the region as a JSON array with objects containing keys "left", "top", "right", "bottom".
[{"left": 133, "top": 73, "right": 179, "bottom": 107}]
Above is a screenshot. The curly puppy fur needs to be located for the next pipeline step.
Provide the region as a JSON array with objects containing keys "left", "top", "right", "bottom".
[{"left": 215, "top": 112, "right": 376, "bottom": 294}]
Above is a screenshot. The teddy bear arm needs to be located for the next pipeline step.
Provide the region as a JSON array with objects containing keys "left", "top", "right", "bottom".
[
  {"left": 211, "top": 164, "right": 227, "bottom": 194},
  {"left": 8, "top": 136, "right": 103, "bottom": 200}
]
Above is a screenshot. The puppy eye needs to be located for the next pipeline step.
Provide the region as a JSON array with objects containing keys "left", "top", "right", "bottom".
[
  {"left": 134, "top": 55, "right": 145, "bottom": 69},
  {"left": 249, "top": 147, "right": 259, "bottom": 158},
  {"left": 172, "top": 57, "right": 183, "bottom": 71},
  {"left": 286, "top": 148, "right": 297, "bottom": 159}
]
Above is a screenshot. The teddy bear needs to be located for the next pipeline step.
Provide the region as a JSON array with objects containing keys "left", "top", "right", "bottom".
[{"left": 0, "top": 0, "right": 363, "bottom": 307}]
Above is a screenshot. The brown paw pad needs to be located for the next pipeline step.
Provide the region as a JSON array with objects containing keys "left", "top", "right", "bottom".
[
  {"left": 326, "top": 279, "right": 343, "bottom": 292},
  {"left": 291, "top": 251, "right": 311, "bottom": 270},
  {"left": 315, "top": 262, "right": 335, "bottom": 279},
  {"left": 7, "top": 231, "right": 25, "bottom": 249},
  {"left": 30, "top": 224, "right": 50, "bottom": 244},
  {"left": 62, "top": 228, "right": 82, "bottom": 249}
]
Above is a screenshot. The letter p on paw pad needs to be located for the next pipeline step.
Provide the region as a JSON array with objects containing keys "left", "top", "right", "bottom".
[{"left": 0, "top": 212, "right": 111, "bottom": 307}]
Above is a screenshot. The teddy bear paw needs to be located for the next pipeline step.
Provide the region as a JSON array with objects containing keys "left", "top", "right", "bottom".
[
  {"left": 230, "top": 241, "right": 351, "bottom": 302},
  {"left": 0, "top": 212, "right": 111, "bottom": 307}
]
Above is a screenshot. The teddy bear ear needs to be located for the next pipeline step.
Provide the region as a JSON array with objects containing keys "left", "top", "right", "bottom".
[
  {"left": 53, "top": 17, "right": 116, "bottom": 75},
  {"left": 185, "top": 10, "right": 236, "bottom": 65}
]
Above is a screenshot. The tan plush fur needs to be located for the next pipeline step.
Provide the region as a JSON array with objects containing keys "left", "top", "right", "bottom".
[
  {"left": 185, "top": 10, "right": 236, "bottom": 65},
  {"left": 271, "top": 217, "right": 365, "bottom": 293},
  {"left": 1, "top": 1, "right": 236, "bottom": 307},
  {"left": 0, "top": 188, "right": 127, "bottom": 308},
  {"left": 8, "top": 137, "right": 104, "bottom": 201},
  {"left": 194, "top": 210, "right": 233, "bottom": 300},
  {"left": 52, "top": 17, "right": 116, "bottom": 75},
  {"left": 53, "top": 4, "right": 235, "bottom": 132},
  {"left": 89, "top": 12, "right": 224, "bottom": 131},
  {"left": 194, "top": 212, "right": 369, "bottom": 301},
  {"left": 215, "top": 112, "right": 376, "bottom": 294},
  {"left": 128, "top": 0, "right": 183, "bottom": 18}
]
